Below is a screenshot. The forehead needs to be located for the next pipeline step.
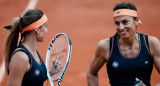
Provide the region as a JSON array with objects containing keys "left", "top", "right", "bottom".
[{"left": 114, "top": 16, "right": 133, "bottom": 21}]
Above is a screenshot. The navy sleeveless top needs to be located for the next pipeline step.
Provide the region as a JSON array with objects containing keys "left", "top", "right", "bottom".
[
  {"left": 107, "top": 33, "right": 153, "bottom": 86},
  {"left": 8, "top": 44, "right": 47, "bottom": 86}
]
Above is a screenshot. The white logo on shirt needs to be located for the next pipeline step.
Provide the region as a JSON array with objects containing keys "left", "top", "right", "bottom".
[
  {"left": 112, "top": 61, "right": 119, "bottom": 68},
  {"left": 34, "top": 69, "right": 40, "bottom": 76},
  {"left": 145, "top": 61, "right": 149, "bottom": 64}
]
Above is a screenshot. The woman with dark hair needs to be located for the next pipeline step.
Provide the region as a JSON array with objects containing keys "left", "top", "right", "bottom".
[
  {"left": 87, "top": 2, "right": 160, "bottom": 86},
  {"left": 4, "top": 9, "right": 48, "bottom": 86}
]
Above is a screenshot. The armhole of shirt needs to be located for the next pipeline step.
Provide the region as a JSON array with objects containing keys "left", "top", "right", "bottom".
[
  {"left": 108, "top": 37, "right": 113, "bottom": 62},
  {"left": 144, "top": 35, "right": 152, "bottom": 57},
  {"left": 8, "top": 49, "right": 32, "bottom": 74}
]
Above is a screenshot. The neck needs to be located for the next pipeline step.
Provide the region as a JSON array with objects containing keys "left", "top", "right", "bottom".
[
  {"left": 22, "top": 33, "right": 37, "bottom": 53},
  {"left": 119, "top": 33, "right": 138, "bottom": 46}
]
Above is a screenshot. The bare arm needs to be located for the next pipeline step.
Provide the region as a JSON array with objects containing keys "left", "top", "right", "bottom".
[
  {"left": 149, "top": 36, "right": 160, "bottom": 73},
  {"left": 87, "top": 39, "right": 110, "bottom": 86},
  {"left": 148, "top": 36, "right": 160, "bottom": 86},
  {"left": 7, "top": 52, "right": 30, "bottom": 86}
]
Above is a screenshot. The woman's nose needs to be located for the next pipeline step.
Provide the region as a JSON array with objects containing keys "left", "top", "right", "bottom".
[{"left": 119, "top": 23, "right": 125, "bottom": 30}]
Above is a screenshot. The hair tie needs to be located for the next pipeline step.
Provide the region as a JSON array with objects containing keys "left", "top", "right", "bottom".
[{"left": 3, "top": 25, "right": 12, "bottom": 30}]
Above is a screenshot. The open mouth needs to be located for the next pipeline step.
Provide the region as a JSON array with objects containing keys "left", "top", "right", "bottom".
[
  {"left": 120, "top": 32, "right": 127, "bottom": 36},
  {"left": 119, "top": 29, "right": 129, "bottom": 36}
]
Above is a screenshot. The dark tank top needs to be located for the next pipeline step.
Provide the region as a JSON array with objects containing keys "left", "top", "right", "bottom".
[
  {"left": 107, "top": 33, "right": 153, "bottom": 86},
  {"left": 8, "top": 44, "right": 47, "bottom": 86}
]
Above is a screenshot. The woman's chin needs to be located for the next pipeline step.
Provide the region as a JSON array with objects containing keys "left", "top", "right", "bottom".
[
  {"left": 119, "top": 33, "right": 129, "bottom": 38},
  {"left": 120, "top": 35, "right": 129, "bottom": 39},
  {"left": 37, "top": 38, "right": 45, "bottom": 42}
]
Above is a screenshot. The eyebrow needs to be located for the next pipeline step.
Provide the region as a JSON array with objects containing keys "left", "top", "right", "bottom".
[{"left": 114, "top": 19, "right": 128, "bottom": 22}]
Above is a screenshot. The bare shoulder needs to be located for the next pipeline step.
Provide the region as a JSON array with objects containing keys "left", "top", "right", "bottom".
[
  {"left": 97, "top": 38, "right": 110, "bottom": 50},
  {"left": 9, "top": 51, "right": 30, "bottom": 74},
  {"left": 11, "top": 51, "right": 29, "bottom": 64},
  {"left": 148, "top": 36, "right": 160, "bottom": 55},
  {"left": 148, "top": 35, "right": 160, "bottom": 43},
  {"left": 148, "top": 35, "right": 160, "bottom": 48},
  {"left": 95, "top": 38, "right": 110, "bottom": 60}
]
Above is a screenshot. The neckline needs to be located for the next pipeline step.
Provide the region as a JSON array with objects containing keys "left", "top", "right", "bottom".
[
  {"left": 117, "top": 34, "right": 141, "bottom": 59},
  {"left": 20, "top": 44, "right": 42, "bottom": 65}
]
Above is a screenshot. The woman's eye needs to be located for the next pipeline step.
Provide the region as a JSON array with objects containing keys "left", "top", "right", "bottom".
[
  {"left": 122, "top": 20, "right": 128, "bottom": 25},
  {"left": 115, "top": 21, "right": 120, "bottom": 26}
]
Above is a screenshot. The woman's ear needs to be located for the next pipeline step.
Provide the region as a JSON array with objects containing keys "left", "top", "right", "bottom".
[
  {"left": 135, "top": 18, "right": 139, "bottom": 26},
  {"left": 35, "top": 28, "right": 40, "bottom": 34}
]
